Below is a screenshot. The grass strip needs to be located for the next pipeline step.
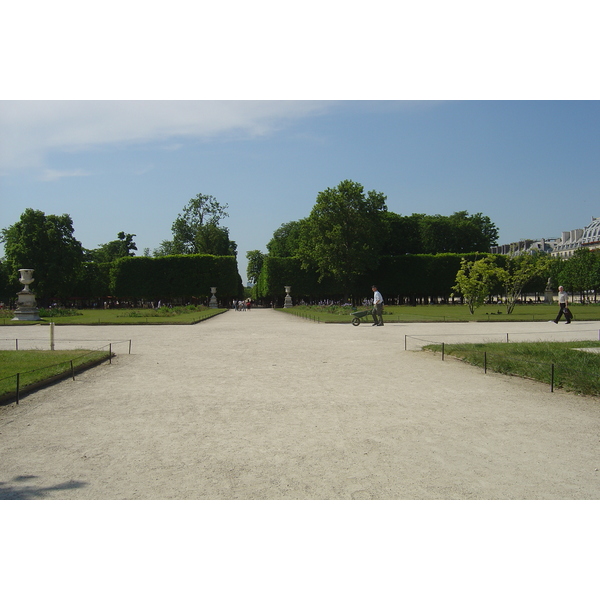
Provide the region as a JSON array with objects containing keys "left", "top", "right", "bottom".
[
  {"left": 0, "top": 307, "right": 227, "bottom": 326},
  {"left": 423, "top": 341, "right": 600, "bottom": 396},
  {"left": 0, "top": 349, "right": 110, "bottom": 398},
  {"left": 279, "top": 304, "right": 600, "bottom": 323}
]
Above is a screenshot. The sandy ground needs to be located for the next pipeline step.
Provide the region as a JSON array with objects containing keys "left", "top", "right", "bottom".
[{"left": 1, "top": 309, "right": 599, "bottom": 499}]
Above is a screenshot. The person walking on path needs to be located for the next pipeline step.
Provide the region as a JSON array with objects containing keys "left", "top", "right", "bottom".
[
  {"left": 553, "top": 285, "right": 572, "bottom": 324},
  {"left": 371, "top": 285, "right": 384, "bottom": 326}
]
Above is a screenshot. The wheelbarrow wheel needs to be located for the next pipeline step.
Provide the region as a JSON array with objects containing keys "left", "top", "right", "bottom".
[{"left": 351, "top": 318, "right": 360, "bottom": 326}]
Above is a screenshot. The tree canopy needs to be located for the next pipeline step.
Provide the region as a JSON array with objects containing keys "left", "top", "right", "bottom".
[
  {"left": 249, "top": 180, "right": 500, "bottom": 299},
  {"left": 86, "top": 231, "right": 137, "bottom": 263},
  {"left": 297, "top": 179, "right": 388, "bottom": 293},
  {"left": 452, "top": 256, "right": 503, "bottom": 314},
  {"left": 1, "top": 208, "right": 84, "bottom": 302},
  {"left": 246, "top": 250, "right": 266, "bottom": 285},
  {"left": 156, "top": 193, "right": 236, "bottom": 257}
]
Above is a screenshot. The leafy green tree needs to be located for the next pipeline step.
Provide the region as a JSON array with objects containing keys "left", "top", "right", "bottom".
[
  {"left": 560, "top": 248, "right": 600, "bottom": 301},
  {"left": 380, "top": 212, "right": 424, "bottom": 255},
  {"left": 1, "top": 208, "right": 84, "bottom": 303},
  {"left": 266, "top": 220, "right": 306, "bottom": 257},
  {"left": 421, "top": 211, "right": 498, "bottom": 254},
  {"left": 0, "top": 260, "right": 10, "bottom": 304},
  {"left": 157, "top": 193, "right": 236, "bottom": 256},
  {"left": 498, "top": 252, "right": 551, "bottom": 314},
  {"left": 194, "top": 222, "right": 237, "bottom": 256},
  {"left": 246, "top": 250, "right": 265, "bottom": 285},
  {"left": 298, "top": 180, "right": 387, "bottom": 296},
  {"left": 452, "top": 256, "right": 502, "bottom": 314},
  {"left": 86, "top": 231, "right": 137, "bottom": 263}
]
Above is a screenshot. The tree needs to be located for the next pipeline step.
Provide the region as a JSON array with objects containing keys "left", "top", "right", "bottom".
[
  {"left": 1, "top": 209, "right": 84, "bottom": 303},
  {"left": 560, "top": 248, "right": 600, "bottom": 301},
  {"left": 420, "top": 211, "right": 499, "bottom": 254},
  {"left": 452, "top": 256, "right": 502, "bottom": 314},
  {"left": 157, "top": 193, "right": 235, "bottom": 256},
  {"left": 380, "top": 212, "right": 424, "bottom": 255},
  {"left": 298, "top": 180, "right": 387, "bottom": 295},
  {"left": 86, "top": 231, "right": 137, "bottom": 263},
  {"left": 246, "top": 250, "right": 265, "bottom": 285},
  {"left": 0, "top": 260, "right": 10, "bottom": 304},
  {"left": 498, "top": 252, "right": 551, "bottom": 314},
  {"left": 266, "top": 220, "right": 306, "bottom": 257}
]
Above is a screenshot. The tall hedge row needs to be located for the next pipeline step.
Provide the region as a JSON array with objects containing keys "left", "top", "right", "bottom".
[
  {"left": 254, "top": 256, "right": 342, "bottom": 300},
  {"left": 110, "top": 254, "right": 242, "bottom": 301},
  {"left": 255, "top": 253, "right": 512, "bottom": 303}
]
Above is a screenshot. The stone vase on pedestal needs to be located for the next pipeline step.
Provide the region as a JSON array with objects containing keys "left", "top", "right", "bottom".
[
  {"left": 284, "top": 286, "right": 293, "bottom": 308},
  {"left": 13, "top": 268, "right": 41, "bottom": 321},
  {"left": 209, "top": 287, "right": 218, "bottom": 308}
]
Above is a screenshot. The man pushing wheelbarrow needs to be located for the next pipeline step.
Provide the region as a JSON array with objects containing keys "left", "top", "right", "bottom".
[
  {"left": 371, "top": 285, "right": 384, "bottom": 326},
  {"left": 350, "top": 285, "right": 384, "bottom": 326}
]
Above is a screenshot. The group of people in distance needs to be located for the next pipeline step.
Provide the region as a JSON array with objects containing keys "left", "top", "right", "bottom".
[{"left": 232, "top": 299, "right": 252, "bottom": 311}]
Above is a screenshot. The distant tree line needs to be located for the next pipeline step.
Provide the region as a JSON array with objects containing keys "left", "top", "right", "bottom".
[
  {"left": 247, "top": 179, "right": 600, "bottom": 305},
  {"left": 0, "top": 194, "right": 243, "bottom": 306}
]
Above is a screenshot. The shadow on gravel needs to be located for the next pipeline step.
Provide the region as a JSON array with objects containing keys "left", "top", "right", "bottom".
[{"left": 0, "top": 475, "right": 88, "bottom": 499}]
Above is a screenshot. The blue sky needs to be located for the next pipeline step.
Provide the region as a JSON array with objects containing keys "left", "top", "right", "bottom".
[{"left": 1, "top": 100, "right": 599, "bottom": 283}]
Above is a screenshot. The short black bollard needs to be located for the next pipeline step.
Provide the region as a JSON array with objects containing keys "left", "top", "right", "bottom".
[
  {"left": 551, "top": 363, "right": 555, "bottom": 393},
  {"left": 16, "top": 373, "right": 20, "bottom": 405},
  {"left": 484, "top": 351, "right": 487, "bottom": 374},
  {"left": 441, "top": 342, "right": 445, "bottom": 361}
]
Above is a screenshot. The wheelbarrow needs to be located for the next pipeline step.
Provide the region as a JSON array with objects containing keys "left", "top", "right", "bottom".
[{"left": 351, "top": 309, "right": 372, "bottom": 326}]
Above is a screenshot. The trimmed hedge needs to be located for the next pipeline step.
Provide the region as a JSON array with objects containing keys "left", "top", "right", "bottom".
[
  {"left": 254, "top": 253, "right": 514, "bottom": 303},
  {"left": 110, "top": 254, "right": 242, "bottom": 301}
]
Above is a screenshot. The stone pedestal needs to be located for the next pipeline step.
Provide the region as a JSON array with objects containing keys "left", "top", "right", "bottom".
[
  {"left": 13, "top": 268, "right": 41, "bottom": 321},
  {"left": 544, "top": 278, "right": 554, "bottom": 304},
  {"left": 209, "top": 287, "right": 218, "bottom": 308},
  {"left": 284, "top": 286, "right": 293, "bottom": 308}
]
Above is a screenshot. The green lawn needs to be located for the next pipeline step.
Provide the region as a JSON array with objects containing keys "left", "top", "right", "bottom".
[
  {"left": 0, "top": 306, "right": 227, "bottom": 326},
  {"left": 279, "top": 303, "right": 600, "bottom": 323},
  {"left": 423, "top": 340, "right": 600, "bottom": 396},
  {"left": 0, "top": 349, "right": 111, "bottom": 399}
]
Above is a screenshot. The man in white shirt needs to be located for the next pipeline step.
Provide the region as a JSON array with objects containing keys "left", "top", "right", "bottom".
[
  {"left": 553, "top": 285, "right": 571, "bottom": 324},
  {"left": 371, "top": 285, "right": 384, "bottom": 326}
]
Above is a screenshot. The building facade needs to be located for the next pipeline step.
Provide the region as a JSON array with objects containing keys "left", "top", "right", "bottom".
[{"left": 490, "top": 217, "right": 600, "bottom": 258}]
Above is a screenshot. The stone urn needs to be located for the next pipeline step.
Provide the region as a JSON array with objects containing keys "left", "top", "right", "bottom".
[
  {"left": 209, "top": 287, "right": 218, "bottom": 308},
  {"left": 284, "top": 286, "right": 293, "bottom": 308},
  {"left": 13, "top": 268, "right": 41, "bottom": 321}
]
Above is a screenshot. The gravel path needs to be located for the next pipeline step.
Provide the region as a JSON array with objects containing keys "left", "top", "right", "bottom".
[{"left": 1, "top": 310, "right": 599, "bottom": 499}]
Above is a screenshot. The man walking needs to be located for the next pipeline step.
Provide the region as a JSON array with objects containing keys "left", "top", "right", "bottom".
[
  {"left": 371, "top": 285, "right": 384, "bottom": 326},
  {"left": 553, "top": 285, "right": 571, "bottom": 324}
]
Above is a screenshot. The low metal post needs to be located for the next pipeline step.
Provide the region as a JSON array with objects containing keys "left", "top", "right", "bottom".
[
  {"left": 441, "top": 342, "right": 445, "bottom": 361},
  {"left": 15, "top": 339, "right": 18, "bottom": 351},
  {"left": 404, "top": 335, "right": 407, "bottom": 351},
  {"left": 129, "top": 340, "right": 132, "bottom": 354},
  {"left": 16, "top": 373, "right": 20, "bottom": 405},
  {"left": 71, "top": 360, "right": 75, "bottom": 381},
  {"left": 109, "top": 343, "right": 112, "bottom": 364},
  {"left": 551, "top": 363, "right": 555, "bottom": 393},
  {"left": 484, "top": 351, "right": 487, "bottom": 374}
]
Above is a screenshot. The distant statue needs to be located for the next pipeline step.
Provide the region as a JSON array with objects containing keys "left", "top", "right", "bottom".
[{"left": 544, "top": 277, "right": 553, "bottom": 304}]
